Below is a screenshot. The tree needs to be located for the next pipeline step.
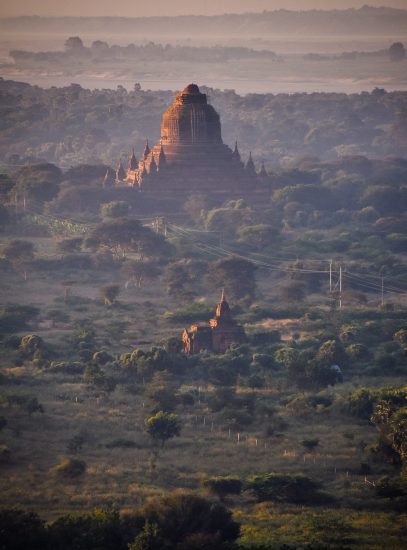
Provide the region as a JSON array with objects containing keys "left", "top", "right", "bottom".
[
  {"left": 0, "top": 416, "right": 7, "bottom": 431},
  {"left": 53, "top": 457, "right": 86, "bottom": 478},
  {"left": 237, "top": 224, "right": 278, "bottom": 250},
  {"left": 141, "top": 493, "right": 240, "bottom": 547},
  {"left": 64, "top": 36, "right": 85, "bottom": 51},
  {"left": 280, "top": 280, "right": 306, "bottom": 302},
  {"left": 2, "top": 239, "right": 35, "bottom": 279},
  {"left": 90, "top": 218, "right": 169, "bottom": 258},
  {"left": 371, "top": 398, "right": 407, "bottom": 465},
  {"left": 389, "top": 42, "right": 406, "bottom": 62},
  {"left": 122, "top": 260, "right": 160, "bottom": 288},
  {"left": 91, "top": 40, "right": 110, "bottom": 55},
  {"left": 92, "top": 350, "right": 114, "bottom": 365},
  {"left": 204, "top": 205, "right": 253, "bottom": 237},
  {"left": 3, "top": 239, "right": 34, "bottom": 261},
  {"left": 11, "top": 163, "right": 62, "bottom": 205},
  {"left": 0, "top": 173, "right": 15, "bottom": 198},
  {"left": 164, "top": 260, "right": 206, "bottom": 301},
  {"left": 183, "top": 194, "right": 208, "bottom": 223},
  {"left": 316, "top": 339, "right": 346, "bottom": 366},
  {"left": 202, "top": 476, "right": 242, "bottom": 501},
  {"left": 145, "top": 411, "right": 181, "bottom": 447},
  {"left": 128, "top": 521, "right": 162, "bottom": 550},
  {"left": 100, "top": 284, "right": 121, "bottom": 306},
  {"left": 348, "top": 388, "right": 376, "bottom": 420},
  {"left": 56, "top": 237, "right": 83, "bottom": 254},
  {"left": 66, "top": 434, "right": 85, "bottom": 454},
  {"left": 301, "top": 438, "right": 320, "bottom": 452},
  {"left": 361, "top": 185, "right": 405, "bottom": 216},
  {"left": 145, "top": 371, "right": 178, "bottom": 412},
  {"left": 47, "top": 507, "right": 125, "bottom": 550},
  {"left": 20, "top": 334, "right": 44, "bottom": 354},
  {"left": 0, "top": 509, "right": 47, "bottom": 550},
  {"left": 207, "top": 256, "right": 257, "bottom": 304},
  {"left": 0, "top": 204, "right": 10, "bottom": 230},
  {"left": 100, "top": 201, "right": 131, "bottom": 219},
  {"left": 245, "top": 473, "right": 321, "bottom": 504},
  {"left": 83, "top": 364, "right": 116, "bottom": 394}
]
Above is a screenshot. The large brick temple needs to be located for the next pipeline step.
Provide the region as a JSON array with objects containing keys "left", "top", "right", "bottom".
[{"left": 114, "top": 83, "right": 270, "bottom": 205}]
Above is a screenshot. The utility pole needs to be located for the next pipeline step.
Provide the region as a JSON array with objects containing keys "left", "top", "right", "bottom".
[
  {"left": 329, "top": 259, "right": 332, "bottom": 293},
  {"left": 339, "top": 264, "right": 342, "bottom": 310},
  {"left": 381, "top": 275, "right": 384, "bottom": 307}
]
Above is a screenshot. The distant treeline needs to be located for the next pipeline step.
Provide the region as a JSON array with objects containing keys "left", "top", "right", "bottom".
[
  {"left": 9, "top": 38, "right": 278, "bottom": 65},
  {"left": 0, "top": 78, "right": 406, "bottom": 168},
  {"left": 1, "top": 6, "right": 407, "bottom": 37}
]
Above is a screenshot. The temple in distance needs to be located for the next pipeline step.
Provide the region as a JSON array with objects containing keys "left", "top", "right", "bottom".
[
  {"left": 114, "top": 83, "right": 271, "bottom": 207},
  {"left": 182, "top": 290, "right": 246, "bottom": 355}
]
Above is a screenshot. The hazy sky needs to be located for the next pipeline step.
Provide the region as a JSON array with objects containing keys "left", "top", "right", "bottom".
[{"left": 0, "top": 0, "right": 406, "bottom": 17}]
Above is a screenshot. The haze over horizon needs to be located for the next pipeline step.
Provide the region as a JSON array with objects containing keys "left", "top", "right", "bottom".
[{"left": 1, "top": 0, "right": 406, "bottom": 18}]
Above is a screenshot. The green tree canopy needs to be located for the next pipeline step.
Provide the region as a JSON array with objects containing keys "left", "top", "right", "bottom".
[
  {"left": 11, "top": 163, "right": 62, "bottom": 204},
  {"left": 207, "top": 256, "right": 257, "bottom": 304},
  {"left": 90, "top": 218, "right": 169, "bottom": 258},
  {"left": 145, "top": 411, "right": 181, "bottom": 447}
]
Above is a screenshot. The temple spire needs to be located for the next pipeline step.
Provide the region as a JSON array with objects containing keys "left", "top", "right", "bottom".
[
  {"left": 143, "top": 140, "right": 151, "bottom": 159},
  {"left": 129, "top": 148, "right": 137, "bottom": 170},
  {"left": 102, "top": 168, "right": 114, "bottom": 188},
  {"left": 231, "top": 141, "right": 241, "bottom": 162},
  {"left": 158, "top": 143, "right": 166, "bottom": 168},
  {"left": 245, "top": 151, "right": 256, "bottom": 176},
  {"left": 149, "top": 154, "right": 157, "bottom": 175},
  {"left": 259, "top": 161, "right": 268, "bottom": 177},
  {"left": 115, "top": 159, "right": 126, "bottom": 183},
  {"left": 216, "top": 288, "right": 231, "bottom": 318}
]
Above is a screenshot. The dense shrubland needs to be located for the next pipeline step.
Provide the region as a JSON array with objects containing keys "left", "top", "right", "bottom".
[{"left": 0, "top": 81, "right": 406, "bottom": 548}]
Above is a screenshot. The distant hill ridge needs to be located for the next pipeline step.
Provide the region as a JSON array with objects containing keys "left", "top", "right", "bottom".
[{"left": 1, "top": 6, "right": 407, "bottom": 36}]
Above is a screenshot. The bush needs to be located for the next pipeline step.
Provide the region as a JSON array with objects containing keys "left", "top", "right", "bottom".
[
  {"left": 53, "top": 457, "right": 86, "bottom": 478},
  {"left": 245, "top": 473, "right": 322, "bottom": 504},
  {"left": 47, "top": 507, "right": 127, "bottom": 550},
  {"left": 92, "top": 350, "right": 114, "bottom": 365},
  {"left": 202, "top": 476, "right": 242, "bottom": 500},
  {"left": 105, "top": 439, "right": 139, "bottom": 449},
  {"left": 141, "top": 493, "right": 240, "bottom": 546},
  {"left": 0, "top": 509, "right": 47, "bottom": 550},
  {"left": 0, "top": 305, "right": 39, "bottom": 333},
  {"left": 301, "top": 439, "right": 319, "bottom": 452},
  {"left": 101, "top": 201, "right": 131, "bottom": 218},
  {"left": 48, "top": 361, "right": 85, "bottom": 375},
  {"left": 0, "top": 444, "right": 11, "bottom": 464},
  {"left": 20, "top": 334, "right": 44, "bottom": 354},
  {"left": 347, "top": 388, "right": 376, "bottom": 420},
  {"left": 100, "top": 284, "right": 121, "bottom": 306}
]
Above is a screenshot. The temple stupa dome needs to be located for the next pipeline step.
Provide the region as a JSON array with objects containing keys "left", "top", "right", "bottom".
[
  {"left": 182, "top": 83, "right": 201, "bottom": 94},
  {"left": 160, "top": 82, "right": 221, "bottom": 144}
]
